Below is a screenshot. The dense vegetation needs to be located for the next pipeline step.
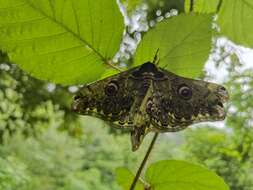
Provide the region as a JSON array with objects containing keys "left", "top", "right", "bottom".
[{"left": 0, "top": 0, "right": 253, "bottom": 190}]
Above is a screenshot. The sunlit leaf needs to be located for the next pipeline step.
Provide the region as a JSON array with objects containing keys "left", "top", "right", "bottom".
[
  {"left": 146, "top": 160, "right": 230, "bottom": 190},
  {"left": 217, "top": 0, "right": 253, "bottom": 47},
  {"left": 100, "top": 68, "right": 120, "bottom": 79},
  {"left": 0, "top": 0, "right": 124, "bottom": 85},
  {"left": 185, "top": 0, "right": 220, "bottom": 13},
  {"left": 115, "top": 167, "right": 146, "bottom": 190},
  {"left": 134, "top": 14, "right": 213, "bottom": 78}
]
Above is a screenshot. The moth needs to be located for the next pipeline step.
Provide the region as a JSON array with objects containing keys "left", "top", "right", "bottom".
[{"left": 72, "top": 62, "right": 229, "bottom": 151}]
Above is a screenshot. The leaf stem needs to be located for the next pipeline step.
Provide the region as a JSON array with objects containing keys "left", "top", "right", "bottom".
[
  {"left": 106, "top": 60, "right": 123, "bottom": 72},
  {"left": 130, "top": 132, "right": 159, "bottom": 190},
  {"left": 216, "top": 0, "right": 223, "bottom": 13}
]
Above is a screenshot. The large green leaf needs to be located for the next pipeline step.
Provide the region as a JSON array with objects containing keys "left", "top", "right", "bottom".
[
  {"left": 145, "top": 160, "right": 230, "bottom": 190},
  {"left": 185, "top": 0, "right": 220, "bottom": 13},
  {"left": 115, "top": 167, "right": 145, "bottom": 190},
  {"left": 0, "top": 0, "right": 124, "bottom": 85},
  {"left": 217, "top": 0, "right": 253, "bottom": 47},
  {"left": 134, "top": 13, "right": 213, "bottom": 78}
]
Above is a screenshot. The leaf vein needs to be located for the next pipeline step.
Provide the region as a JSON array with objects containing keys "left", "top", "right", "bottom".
[
  {"left": 0, "top": 17, "right": 46, "bottom": 27},
  {"left": 0, "top": 3, "right": 26, "bottom": 10},
  {"left": 60, "top": 52, "right": 94, "bottom": 65},
  {"left": 163, "top": 48, "right": 210, "bottom": 60},
  {"left": 24, "top": 0, "right": 106, "bottom": 62},
  {"left": 48, "top": 0, "right": 56, "bottom": 19},
  {"left": 162, "top": 17, "right": 210, "bottom": 67},
  {"left": 71, "top": 1, "right": 80, "bottom": 36},
  {"left": 242, "top": 0, "right": 253, "bottom": 10},
  {"left": 4, "top": 31, "right": 68, "bottom": 44},
  {"left": 87, "top": 0, "right": 94, "bottom": 47},
  {"left": 37, "top": 44, "right": 84, "bottom": 56}
]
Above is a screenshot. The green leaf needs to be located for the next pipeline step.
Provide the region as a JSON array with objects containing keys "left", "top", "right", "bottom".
[
  {"left": 115, "top": 167, "right": 145, "bottom": 190},
  {"left": 134, "top": 14, "right": 213, "bottom": 78},
  {"left": 185, "top": 0, "right": 220, "bottom": 13},
  {"left": 146, "top": 160, "right": 230, "bottom": 190},
  {"left": 99, "top": 68, "right": 120, "bottom": 79},
  {"left": 217, "top": 0, "right": 253, "bottom": 47},
  {"left": 0, "top": 0, "right": 124, "bottom": 85}
]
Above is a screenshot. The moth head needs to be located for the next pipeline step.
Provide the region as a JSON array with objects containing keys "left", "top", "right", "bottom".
[{"left": 162, "top": 77, "right": 229, "bottom": 126}]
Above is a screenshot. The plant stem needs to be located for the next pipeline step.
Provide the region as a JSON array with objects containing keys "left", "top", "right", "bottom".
[{"left": 130, "top": 132, "right": 159, "bottom": 190}]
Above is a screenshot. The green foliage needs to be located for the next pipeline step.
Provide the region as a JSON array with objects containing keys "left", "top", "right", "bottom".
[
  {"left": 146, "top": 160, "right": 229, "bottom": 190},
  {"left": 1, "top": 1, "right": 253, "bottom": 190},
  {"left": 217, "top": 0, "right": 253, "bottom": 47},
  {"left": 1, "top": 0, "right": 253, "bottom": 84},
  {"left": 134, "top": 14, "right": 212, "bottom": 78},
  {"left": 1, "top": 127, "right": 86, "bottom": 190},
  {"left": 0, "top": 107, "right": 138, "bottom": 190},
  {"left": 0, "top": 157, "right": 29, "bottom": 190},
  {"left": 0, "top": 0, "right": 124, "bottom": 85},
  {"left": 116, "top": 167, "right": 145, "bottom": 190},
  {"left": 116, "top": 160, "right": 229, "bottom": 190},
  {"left": 182, "top": 127, "right": 253, "bottom": 190},
  {"left": 0, "top": 62, "right": 77, "bottom": 138}
]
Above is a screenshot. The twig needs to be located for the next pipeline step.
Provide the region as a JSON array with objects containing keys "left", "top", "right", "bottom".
[{"left": 130, "top": 132, "right": 159, "bottom": 190}]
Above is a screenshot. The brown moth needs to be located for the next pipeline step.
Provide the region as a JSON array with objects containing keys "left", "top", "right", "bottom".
[{"left": 72, "top": 62, "right": 229, "bottom": 151}]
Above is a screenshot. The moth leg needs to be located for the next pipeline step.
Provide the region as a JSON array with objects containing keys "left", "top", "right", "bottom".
[
  {"left": 130, "top": 126, "right": 148, "bottom": 151},
  {"left": 152, "top": 48, "right": 160, "bottom": 66}
]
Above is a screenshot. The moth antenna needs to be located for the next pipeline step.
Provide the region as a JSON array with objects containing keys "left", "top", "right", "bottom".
[{"left": 153, "top": 48, "right": 160, "bottom": 66}]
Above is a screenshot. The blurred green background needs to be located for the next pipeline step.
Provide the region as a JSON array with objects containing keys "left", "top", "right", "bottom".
[{"left": 0, "top": 1, "right": 253, "bottom": 190}]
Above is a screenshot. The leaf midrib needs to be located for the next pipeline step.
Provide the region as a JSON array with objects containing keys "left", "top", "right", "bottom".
[
  {"left": 25, "top": 0, "right": 106, "bottom": 62},
  {"left": 161, "top": 16, "right": 210, "bottom": 68}
]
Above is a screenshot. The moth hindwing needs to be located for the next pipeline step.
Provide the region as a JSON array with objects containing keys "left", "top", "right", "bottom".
[{"left": 72, "top": 62, "right": 229, "bottom": 151}]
